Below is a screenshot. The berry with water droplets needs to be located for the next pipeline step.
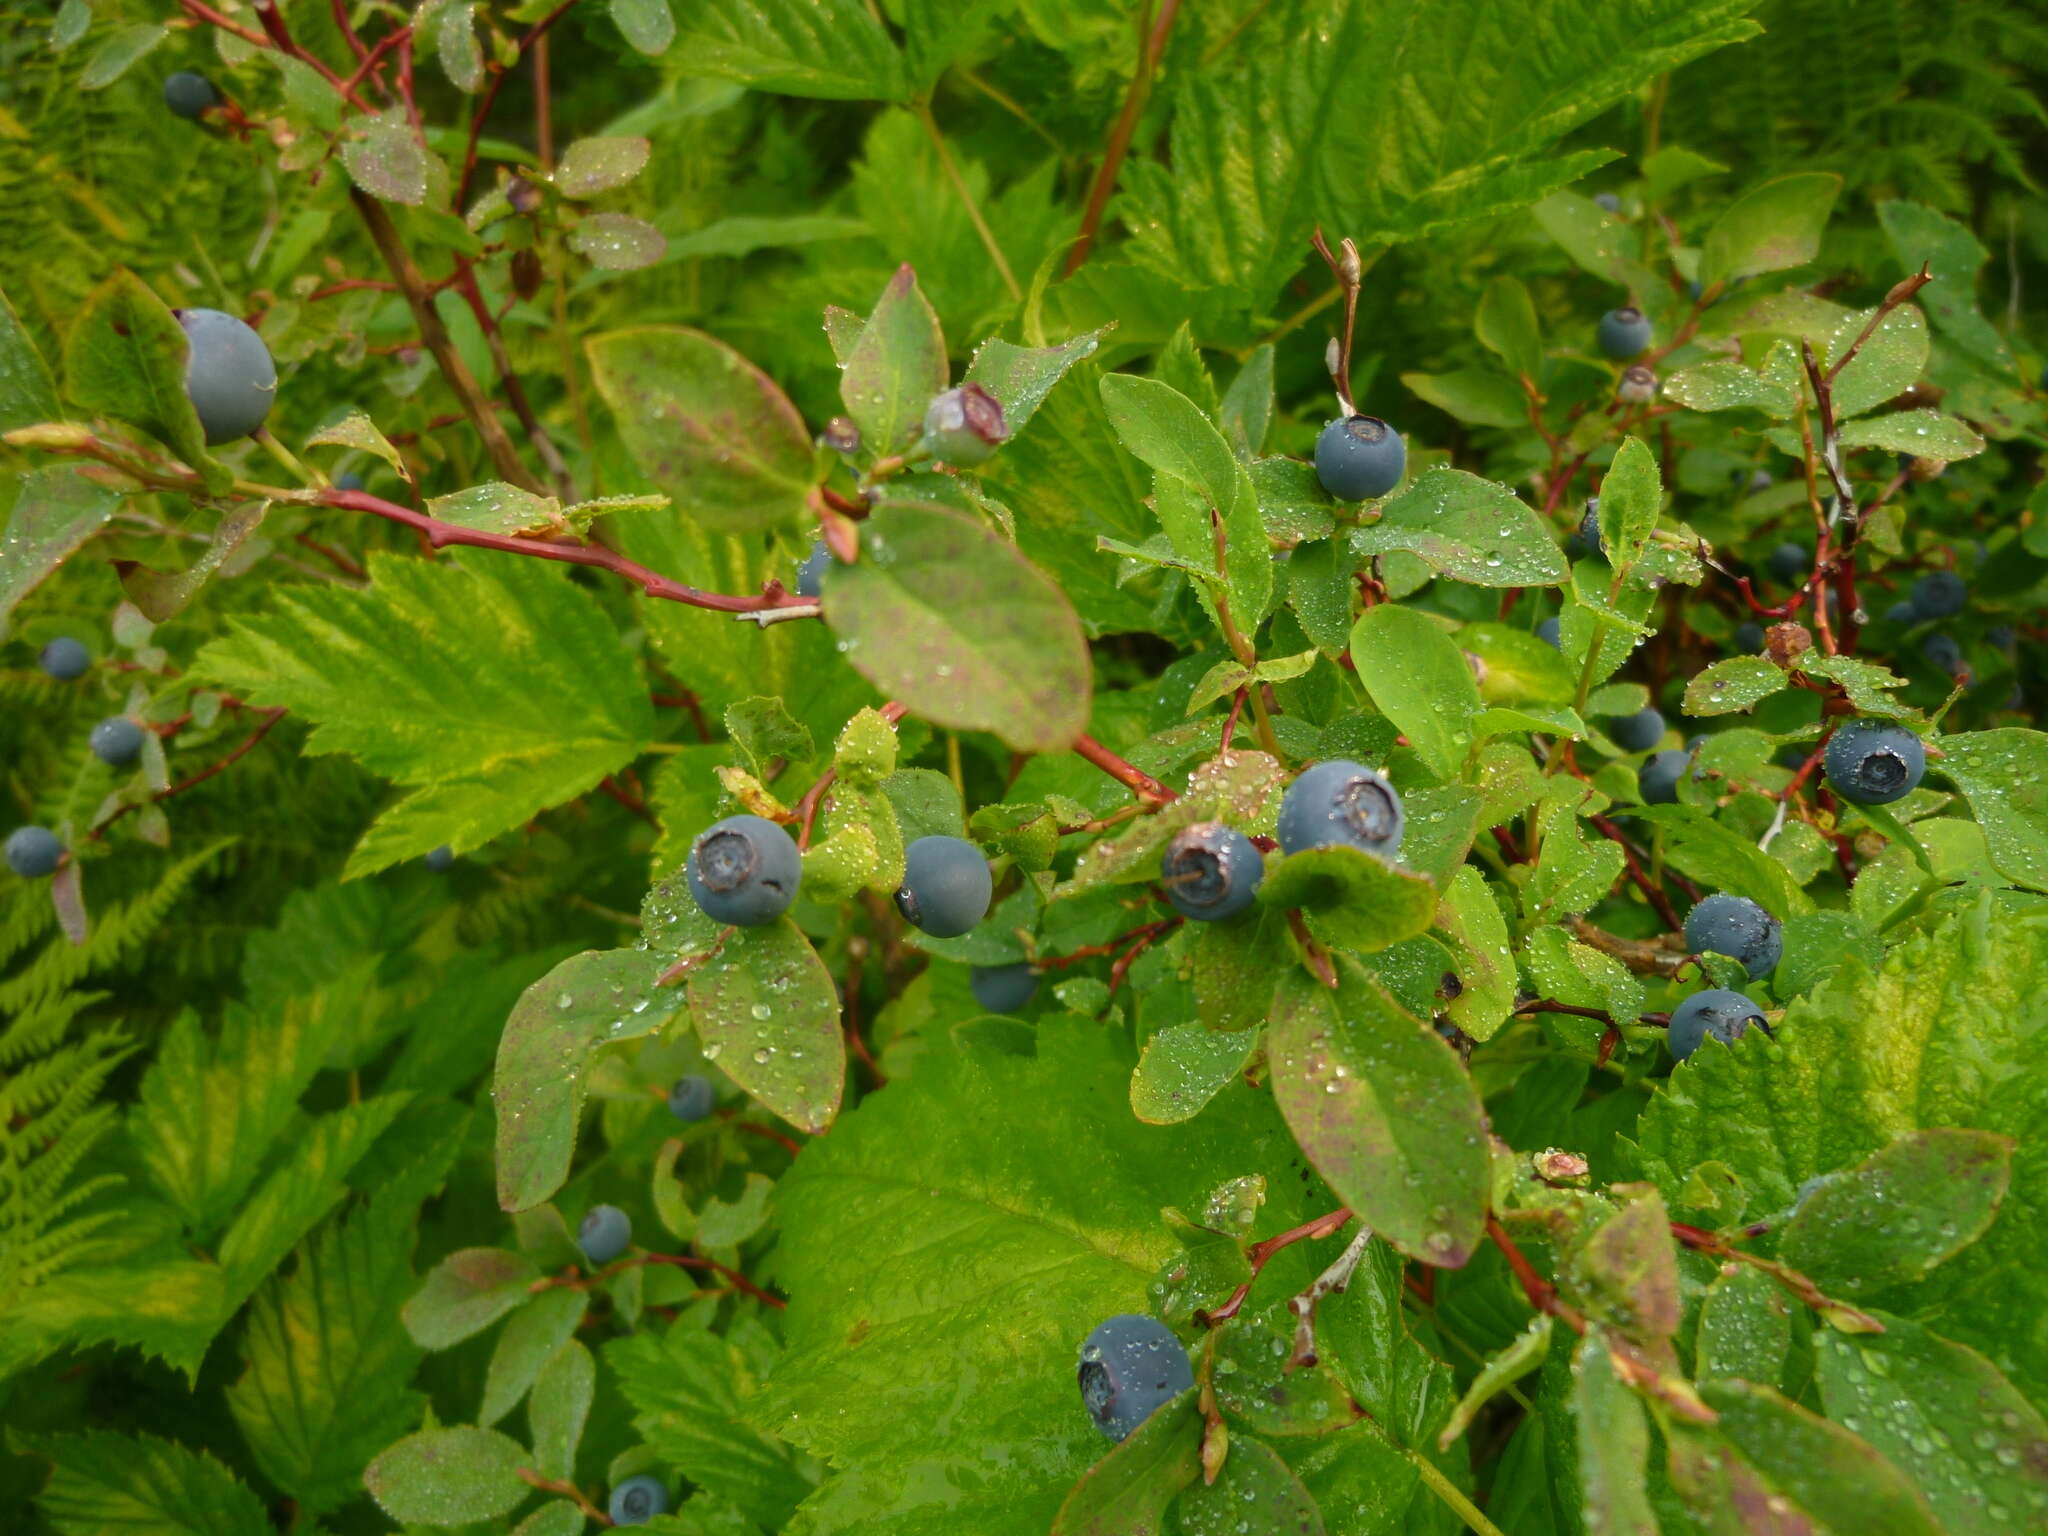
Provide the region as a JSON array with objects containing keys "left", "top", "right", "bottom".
[
  {"left": 894, "top": 835, "right": 992, "bottom": 938},
  {"left": 1159, "top": 822, "right": 1264, "bottom": 921},
  {"left": 1314, "top": 415, "right": 1405, "bottom": 501},
  {"left": 1683, "top": 893, "right": 1782, "bottom": 978},
  {"left": 687, "top": 814, "right": 801, "bottom": 926},
  {"left": 1077, "top": 1314, "right": 1193, "bottom": 1441},
  {"left": 1668, "top": 988, "right": 1768, "bottom": 1061},
  {"left": 1823, "top": 719, "right": 1925, "bottom": 806},
  {"left": 1276, "top": 760, "right": 1404, "bottom": 859}
]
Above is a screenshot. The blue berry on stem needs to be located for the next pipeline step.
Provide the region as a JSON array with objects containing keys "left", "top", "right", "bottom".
[
  {"left": 1314, "top": 415, "right": 1405, "bottom": 501},
  {"left": 1276, "top": 760, "right": 1404, "bottom": 859},
  {"left": 1766, "top": 542, "right": 1808, "bottom": 583},
  {"left": 1159, "top": 822, "right": 1264, "bottom": 922},
  {"left": 796, "top": 538, "right": 831, "bottom": 599},
  {"left": 608, "top": 1475, "right": 670, "bottom": 1526},
  {"left": 1597, "top": 306, "right": 1652, "bottom": 359},
  {"left": 1823, "top": 719, "right": 1925, "bottom": 806},
  {"left": 1683, "top": 893, "right": 1782, "bottom": 978},
  {"left": 970, "top": 961, "right": 1039, "bottom": 1014},
  {"left": 175, "top": 308, "right": 277, "bottom": 446},
  {"left": 1908, "top": 569, "right": 1966, "bottom": 621},
  {"left": 1608, "top": 706, "right": 1665, "bottom": 753},
  {"left": 1077, "top": 1314, "right": 1193, "bottom": 1442},
  {"left": 1537, "top": 616, "right": 1562, "bottom": 649},
  {"left": 687, "top": 814, "right": 801, "bottom": 927},
  {"left": 1639, "top": 748, "right": 1690, "bottom": 805},
  {"left": 163, "top": 71, "right": 219, "bottom": 121},
  {"left": 667, "top": 1074, "right": 716, "bottom": 1122},
  {"left": 894, "top": 835, "right": 992, "bottom": 938},
  {"left": 90, "top": 717, "right": 145, "bottom": 767},
  {"left": 424, "top": 845, "right": 455, "bottom": 872},
  {"left": 577, "top": 1204, "right": 632, "bottom": 1265},
  {"left": 38, "top": 637, "right": 90, "bottom": 680},
  {"left": 6, "top": 827, "right": 64, "bottom": 879},
  {"left": 1668, "top": 989, "right": 1768, "bottom": 1062}
]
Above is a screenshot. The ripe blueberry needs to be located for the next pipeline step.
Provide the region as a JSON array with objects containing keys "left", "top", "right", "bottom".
[
  {"left": 1884, "top": 600, "right": 1918, "bottom": 626},
  {"left": 1639, "top": 747, "right": 1690, "bottom": 805},
  {"left": 1597, "top": 306, "right": 1652, "bottom": 360},
  {"left": 1908, "top": 570, "right": 1966, "bottom": 621},
  {"left": 1734, "top": 621, "right": 1764, "bottom": 653},
  {"left": 1593, "top": 191, "right": 1622, "bottom": 213},
  {"left": 1823, "top": 719, "right": 1925, "bottom": 806},
  {"left": 667, "top": 1074, "right": 716, "bottom": 1122},
  {"left": 1667, "top": 988, "right": 1768, "bottom": 1062},
  {"left": 1314, "top": 415, "right": 1405, "bottom": 501},
  {"left": 918, "top": 384, "right": 1008, "bottom": 465},
  {"left": 163, "top": 71, "right": 219, "bottom": 121},
  {"left": 1683, "top": 893, "right": 1781, "bottom": 978},
  {"left": 1077, "top": 1314, "right": 1193, "bottom": 1442},
  {"left": 1571, "top": 500, "right": 1604, "bottom": 558},
  {"left": 89, "top": 717, "right": 145, "bottom": 767},
  {"left": 796, "top": 538, "right": 831, "bottom": 599},
  {"left": 970, "top": 961, "right": 1039, "bottom": 1014},
  {"left": 1920, "top": 632, "right": 1967, "bottom": 679},
  {"left": 424, "top": 845, "right": 455, "bottom": 872},
  {"left": 1608, "top": 705, "right": 1665, "bottom": 753},
  {"left": 334, "top": 471, "right": 366, "bottom": 493},
  {"left": 687, "top": 814, "right": 801, "bottom": 927},
  {"left": 894, "top": 835, "right": 992, "bottom": 938},
  {"left": 1159, "top": 822, "right": 1264, "bottom": 922},
  {"left": 175, "top": 308, "right": 277, "bottom": 446},
  {"left": 38, "top": 637, "right": 90, "bottom": 680},
  {"left": 5, "top": 827, "right": 64, "bottom": 879},
  {"left": 1537, "top": 616, "right": 1562, "bottom": 649},
  {"left": 577, "top": 1204, "right": 632, "bottom": 1265},
  {"left": 1276, "top": 759, "right": 1404, "bottom": 859},
  {"left": 1766, "top": 543, "right": 1808, "bottom": 584},
  {"left": 608, "top": 1474, "right": 670, "bottom": 1526}
]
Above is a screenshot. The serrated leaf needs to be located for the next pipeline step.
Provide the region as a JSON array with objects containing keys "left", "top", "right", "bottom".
[
  {"left": 1699, "top": 172, "right": 1842, "bottom": 287},
  {"left": 668, "top": 0, "right": 904, "bottom": 99},
  {"left": 198, "top": 552, "right": 656, "bottom": 875},
  {"left": 587, "top": 326, "right": 813, "bottom": 534},
  {"left": 842, "top": 264, "right": 946, "bottom": 455},
  {"left": 1780, "top": 1129, "right": 2012, "bottom": 1293},
  {"left": 1683, "top": 656, "right": 1786, "bottom": 716},
  {"left": 494, "top": 947, "right": 674, "bottom": 1210},
  {"left": 1268, "top": 962, "right": 1488, "bottom": 1266},
  {"left": 1795, "top": 653, "right": 1913, "bottom": 718},
  {"left": 20, "top": 1431, "right": 271, "bottom": 1536},
  {"left": 825, "top": 501, "right": 1091, "bottom": 752},
  {"left": 1936, "top": 729, "right": 2048, "bottom": 893},
  {"left": 555, "top": 135, "right": 653, "bottom": 198},
  {"left": 570, "top": 212, "right": 667, "bottom": 269},
  {"left": 343, "top": 112, "right": 434, "bottom": 205},
  {"left": 364, "top": 1424, "right": 531, "bottom": 1525},
  {"left": 1349, "top": 602, "right": 1481, "bottom": 780},
  {"left": 686, "top": 919, "right": 843, "bottom": 1134},
  {"left": 0, "top": 279, "right": 59, "bottom": 431},
  {"left": 1351, "top": 467, "right": 1568, "bottom": 589},
  {"left": 307, "top": 408, "right": 412, "bottom": 483}
]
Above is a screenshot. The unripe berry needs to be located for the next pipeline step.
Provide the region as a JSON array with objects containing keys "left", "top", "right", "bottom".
[{"left": 918, "top": 384, "right": 1007, "bottom": 465}]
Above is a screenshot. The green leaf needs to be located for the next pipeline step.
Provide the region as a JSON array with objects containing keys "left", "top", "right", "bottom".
[
  {"left": 1879, "top": 200, "right": 2009, "bottom": 367},
  {"left": 1436, "top": 865, "right": 1517, "bottom": 1042},
  {"left": 687, "top": 918, "right": 843, "bottom": 1134},
  {"left": 1573, "top": 1191, "right": 1681, "bottom": 1339},
  {"left": 1131, "top": 1023, "right": 1262, "bottom": 1125},
  {"left": 62, "top": 270, "right": 217, "bottom": 480},
  {"left": 1535, "top": 189, "right": 1661, "bottom": 292},
  {"left": 435, "top": 2, "right": 485, "bottom": 92},
  {"left": 1572, "top": 1330, "right": 1660, "bottom": 1536},
  {"left": 1814, "top": 1314, "right": 2048, "bottom": 1536},
  {"left": 1351, "top": 467, "right": 1568, "bottom": 589},
  {"left": 403, "top": 1247, "right": 543, "bottom": 1349},
  {"left": 1695, "top": 1264, "right": 1790, "bottom": 1384},
  {"left": 1627, "top": 805, "right": 1813, "bottom": 916},
  {"left": 825, "top": 501, "right": 1092, "bottom": 752},
  {"left": 1438, "top": 1317, "right": 1552, "bottom": 1450},
  {"left": 570, "top": 212, "right": 668, "bottom": 270},
  {"left": 842, "top": 265, "right": 947, "bottom": 455},
  {"left": 1475, "top": 275, "right": 1543, "bottom": 380},
  {"left": 198, "top": 552, "right": 656, "bottom": 876},
  {"left": 363, "top": 1424, "right": 532, "bottom": 1526},
  {"left": 586, "top": 326, "right": 814, "bottom": 533},
  {"left": 481, "top": 1289, "right": 588, "bottom": 1426},
  {"left": 1050, "top": 1392, "right": 1201, "bottom": 1536},
  {"left": 493, "top": 947, "right": 674, "bottom": 1210},
  {"left": 1258, "top": 845, "right": 1440, "bottom": 955},
  {"left": 1779, "top": 1128, "right": 2013, "bottom": 1294},
  {"left": 0, "top": 467, "right": 119, "bottom": 638},
  {"left": 1401, "top": 368, "right": 1528, "bottom": 429},
  {"left": 1663, "top": 341, "right": 1802, "bottom": 416},
  {"left": 1827, "top": 303, "right": 1929, "bottom": 421},
  {"left": 612, "top": 0, "right": 676, "bottom": 54},
  {"left": 668, "top": 0, "right": 904, "bottom": 99},
  {"left": 1796, "top": 653, "right": 1913, "bottom": 718},
  {"left": 1267, "top": 962, "right": 1488, "bottom": 1266},
  {"left": 1597, "top": 435, "right": 1662, "bottom": 576},
  {"left": 555, "top": 135, "right": 652, "bottom": 197},
  {"left": 21, "top": 1431, "right": 271, "bottom": 1536},
  {"left": 343, "top": 112, "right": 434, "bottom": 205},
  {"left": 1348, "top": 603, "right": 1481, "bottom": 780},
  {"left": 964, "top": 328, "right": 1109, "bottom": 440},
  {"left": 1219, "top": 344, "right": 1276, "bottom": 457},
  {"left": 1698, "top": 172, "right": 1842, "bottom": 288},
  {"left": 1177, "top": 1436, "right": 1324, "bottom": 1535},
  {"left": 1681, "top": 656, "right": 1786, "bottom": 716},
  {"left": 78, "top": 23, "right": 167, "bottom": 89},
  {"left": 307, "top": 408, "right": 412, "bottom": 483},
  {"left": 1698, "top": 1379, "right": 1942, "bottom": 1536},
  {"left": 0, "top": 280, "right": 59, "bottom": 431},
  {"left": 1934, "top": 730, "right": 2048, "bottom": 892},
  {"left": 1837, "top": 409, "right": 1984, "bottom": 462},
  {"left": 529, "top": 1338, "right": 594, "bottom": 1480}
]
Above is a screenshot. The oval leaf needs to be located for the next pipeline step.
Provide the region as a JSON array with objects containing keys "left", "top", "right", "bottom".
[
  {"left": 364, "top": 1425, "right": 529, "bottom": 1526},
  {"left": 555, "top": 136, "right": 653, "bottom": 199},
  {"left": 569, "top": 212, "right": 666, "bottom": 270},
  {"left": 686, "top": 918, "right": 844, "bottom": 1134}
]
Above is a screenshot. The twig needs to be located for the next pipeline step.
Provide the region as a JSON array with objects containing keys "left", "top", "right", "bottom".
[
  {"left": 92, "top": 708, "right": 289, "bottom": 837},
  {"left": 1486, "top": 1215, "right": 1587, "bottom": 1334},
  {"left": 456, "top": 0, "right": 581, "bottom": 208},
  {"left": 513, "top": 1469, "right": 608, "bottom": 1525},
  {"left": 598, "top": 775, "right": 657, "bottom": 825},
  {"left": 1063, "top": 0, "right": 1183, "bottom": 276},
  {"left": 1589, "top": 813, "right": 1684, "bottom": 929},
  {"left": 1071, "top": 733, "right": 1175, "bottom": 804},
  {"left": 1669, "top": 1223, "right": 1881, "bottom": 1333},
  {"left": 1196, "top": 1206, "right": 1354, "bottom": 1326}
]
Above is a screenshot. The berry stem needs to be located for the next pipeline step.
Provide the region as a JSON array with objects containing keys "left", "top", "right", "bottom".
[
  {"left": 513, "top": 1469, "right": 609, "bottom": 1525},
  {"left": 1070, "top": 734, "right": 1175, "bottom": 805},
  {"left": 1063, "top": 0, "right": 1183, "bottom": 277},
  {"left": 1485, "top": 1214, "right": 1588, "bottom": 1334},
  {"left": 1195, "top": 1206, "right": 1354, "bottom": 1326}
]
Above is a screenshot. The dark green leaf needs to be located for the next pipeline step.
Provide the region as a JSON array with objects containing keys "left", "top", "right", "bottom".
[
  {"left": 21, "top": 1431, "right": 271, "bottom": 1536},
  {"left": 1349, "top": 602, "right": 1481, "bottom": 780},
  {"left": 1351, "top": 467, "right": 1568, "bottom": 589},
  {"left": 1699, "top": 1379, "right": 1942, "bottom": 1536},
  {"left": 843, "top": 264, "right": 947, "bottom": 454},
  {"left": 1050, "top": 1392, "right": 1201, "bottom": 1536},
  {"left": 1698, "top": 172, "right": 1842, "bottom": 288},
  {"left": 1177, "top": 1437, "right": 1324, "bottom": 1535},
  {"left": 62, "top": 269, "right": 216, "bottom": 480}
]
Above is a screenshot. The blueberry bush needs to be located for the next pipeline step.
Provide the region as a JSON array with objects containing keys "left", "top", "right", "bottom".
[{"left": 4, "top": 2, "right": 2048, "bottom": 1533}]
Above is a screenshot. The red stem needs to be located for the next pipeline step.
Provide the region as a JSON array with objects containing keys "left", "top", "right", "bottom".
[
  {"left": 1062, "top": 0, "right": 1183, "bottom": 277},
  {"left": 1486, "top": 1215, "right": 1587, "bottom": 1334},
  {"left": 457, "top": 0, "right": 581, "bottom": 208},
  {"left": 1589, "top": 814, "right": 1684, "bottom": 930},
  {"left": 1071, "top": 733, "right": 1174, "bottom": 804},
  {"left": 1196, "top": 1206, "right": 1353, "bottom": 1326}
]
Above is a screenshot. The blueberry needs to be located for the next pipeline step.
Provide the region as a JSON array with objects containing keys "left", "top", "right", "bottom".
[
  {"left": 1314, "top": 415, "right": 1405, "bottom": 501},
  {"left": 1988, "top": 626, "right": 2016, "bottom": 652},
  {"left": 5, "top": 827, "right": 64, "bottom": 879},
  {"left": 1920, "top": 632, "right": 1966, "bottom": 678},
  {"left": 175, "top": 308, "right": 277, "bottom": 446},
  {"left": 686, "top": 814, "right": 801, "bottom": 927},
  {"left": 607, "top": 1474, "right": 670, "bottom": 1526},
  {"left": 1159, "top": 822, "right": 1264, "bottom": 922},
  {"left": 1537, "top": 616, "right": 1562, "bottom": 649},
  {"left": 333, "top": 471, "right": 365, "bottom": 493},
  {"left": 1593, "top": 191, "right": 1622, "bottom": 213},
  {"left": 918, "top": 384, "right": 1007, "bottom": 465},
  {"left": 1667, "top": 988, "right": 1768, "bottom": 1062},
  {"left": 1766, "top": 543, "right": 1808, "bottom": 584},
  {"left": 1077, "top": 1314, "right": 1194, "bottom": 1442},
  {"left": 1276, "top": 759, "right": 1404, "bottom": 859},
  {"left": 577, "top": 1204, "right": 632, "bottom": 1265},
  {"left": 1884, "top": 600, "right": 1918, "bottom": 626},
  {"left": 89, "top": 717, "right": 145, "bottom": 767},
  {"left": 424, "top": 845, "right": 455, "bottom": 872},
  {"left": 38, "top": 637, "right": 90, "bottom": 680},
  {"left": 1608, "top": 706, "right": 1665, "bottom": 753},
  {"left": 1747, "top": 469, "right": 1774, "bottom": 493},
  {"left": 894, "top": 835, "right": 992, "bottom": 938},
  {"left": 163, "top": 71, "right": 218, "bottom": 121},
  {"left": 1733, "top": 621, "right": 1764, "bottom": 652},
  {"left": 1639, "top": 747, "right": 1691, "bottom": 805},
  {"left": 1776, "top": 743, "right": 1812, "bottom": 772},
  {"left": 1597, "top": 306, "right": 1652, "bottom": 360},
  {"left": 970, "top": 961, "right": 1039, "bottom": 1014},
  {"left": 796, "top": 538, "right": 831, "bottom": 599},
  {"left": 1571, "top": 500, "right": 1604, "bottom": 558},
  {"left": 1908, "top": 570, "right": 1966, "bottom": 621},
  {"left": 667, "top": 1074, "right": 716, "bottom": 1122},
  {"left": 1823, "top": 719, "right": 1926, "bottom": 806},
  {"left": 1683, "top": 893, "right": 1782, "bottom": 978}
]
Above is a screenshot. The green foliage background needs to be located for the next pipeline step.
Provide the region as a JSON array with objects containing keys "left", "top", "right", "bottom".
[{"left": 3, "top": 0, "right": 2047, "bottom": 1532}]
